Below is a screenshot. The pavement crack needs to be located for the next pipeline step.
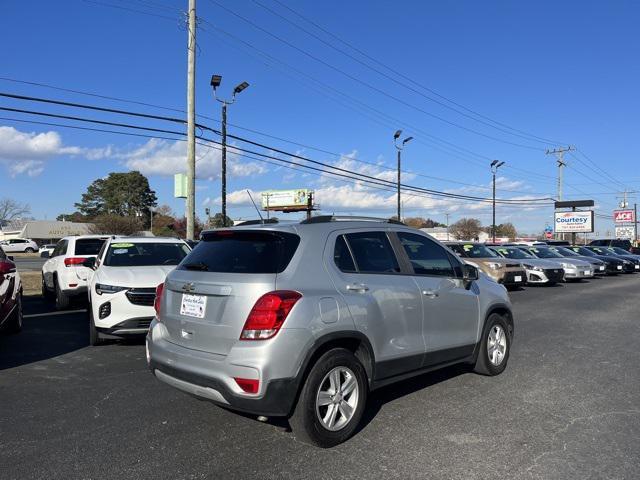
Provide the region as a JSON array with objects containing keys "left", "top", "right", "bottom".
[
  {"left": 521, "top": 409, "right": 640, "bottom": 478},
  {"left": 92, "top": 389, "right": 119, "bottom": 419}
]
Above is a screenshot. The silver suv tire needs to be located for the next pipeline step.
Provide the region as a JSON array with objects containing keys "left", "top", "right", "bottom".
[
  {"left": 290, "top": 348, "right": 367, "bottom": 448},
  {"left": 474, "top": 313, "right": 511, "bottom": 376}
]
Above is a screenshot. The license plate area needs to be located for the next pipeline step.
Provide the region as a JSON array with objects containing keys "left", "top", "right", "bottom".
[
  {"left": 180, "top": 294, "right": 207, "bottom": 318},
  {"left": 514, "top": 275, "right": 522, "bottom": 282}
]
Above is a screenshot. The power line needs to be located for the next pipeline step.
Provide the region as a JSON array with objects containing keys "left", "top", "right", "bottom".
[
  {"left": 2, "top": 88, "right": 617, "bottom": 205},
  {"left": 270, "top": 0, "right": 564, "bottom": 147},
  {"left": 206, "top": 0, "right": 545, "bottom": 151},
  {"left": 252, "top": 0, "right": 560, "bottom": 147},
  {"left": 0, "top": 80, "right": 552, "bottom": 190},
  {"left": 0, "top": 106, "right": 553, "bottom": 205}
]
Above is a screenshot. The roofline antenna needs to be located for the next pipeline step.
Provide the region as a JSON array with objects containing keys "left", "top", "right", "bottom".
[{"left": 246, "top": 190, "right": 264, "bottom": 224}]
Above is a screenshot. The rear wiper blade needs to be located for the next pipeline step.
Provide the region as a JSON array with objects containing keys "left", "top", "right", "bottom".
[{"left": 183, "top": 261, "right": 209, "bottom": 271}]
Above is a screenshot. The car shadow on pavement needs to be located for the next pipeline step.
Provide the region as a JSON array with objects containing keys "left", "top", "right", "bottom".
[
  {"left": 0, "top": 295, "right": 90, "bottom": 370},
  {"left": 355, "top": 364, "right": 469, "bottom": 434}
]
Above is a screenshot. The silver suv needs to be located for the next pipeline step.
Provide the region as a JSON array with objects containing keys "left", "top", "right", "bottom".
[{"left": 147, "top": 217, "right": 514, "bottom": 447}]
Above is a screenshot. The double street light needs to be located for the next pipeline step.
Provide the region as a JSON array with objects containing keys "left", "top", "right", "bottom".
[
  {"left": 393, "top": 130, "right": 413, "bottom": 222},
  {"left": 490, "top": 160, "right": 506, "bottom": 242},
  {"left": 211, "top": 75, "right": 250, "bottom": 225}
]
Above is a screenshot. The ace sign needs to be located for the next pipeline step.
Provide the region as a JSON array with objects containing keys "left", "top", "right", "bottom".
[{"left": 613, "top": 210, "right": 635, "bottom": 224}]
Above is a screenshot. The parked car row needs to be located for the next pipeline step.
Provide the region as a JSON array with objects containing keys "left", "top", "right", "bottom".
[
  {"left": 17, "top": 220, "right": 639, "bottom": 448},
  {"left": 39, "top": 234, "right": 192, "bottom": 345}
]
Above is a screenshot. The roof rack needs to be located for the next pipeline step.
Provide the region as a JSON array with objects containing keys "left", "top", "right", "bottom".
[{"left": 300, "top": 215, "right": 405, "bottom": 225}]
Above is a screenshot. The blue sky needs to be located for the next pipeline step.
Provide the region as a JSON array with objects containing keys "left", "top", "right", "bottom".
[{"left": 1, "top": 0, "right": 639, "bottom": 235}]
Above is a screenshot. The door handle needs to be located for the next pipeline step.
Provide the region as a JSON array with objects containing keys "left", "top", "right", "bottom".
[
  {"left": 346, "top": 283, "right": 369, "bottom": 292},
  {"left": 422, "top": 289, "right": 439, "bottom": 298}
]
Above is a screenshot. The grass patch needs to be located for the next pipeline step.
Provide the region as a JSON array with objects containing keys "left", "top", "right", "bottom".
[{"left": 20, "top": 271, "right": 42, "bottom": 296}]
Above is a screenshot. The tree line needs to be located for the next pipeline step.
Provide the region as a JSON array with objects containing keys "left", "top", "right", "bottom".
[{"left": 56, "top": 171, "right": 231, "bottom": 236}]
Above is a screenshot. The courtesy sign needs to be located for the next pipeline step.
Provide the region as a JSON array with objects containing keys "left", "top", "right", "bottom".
[{"left": 554, "top": 211, "right": 594, "bottom": 233}]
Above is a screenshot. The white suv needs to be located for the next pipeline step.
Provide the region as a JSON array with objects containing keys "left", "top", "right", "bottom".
[
  {"left": 0, "top": 238, "right": 38, "bottom": 253},
  {"left": 42, "top": 235, "right": 110, "bottom": 310},
  {"left": 85, "top": 237, "right": 191, "bottom": 345}
]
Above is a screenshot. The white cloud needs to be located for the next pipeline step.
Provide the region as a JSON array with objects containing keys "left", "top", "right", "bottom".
[
  {"left": 119, "top": 138, "right": 266, "bottom": 179},
  {"left": 0, "top": 125, "right": 114, "bottom": 177}
]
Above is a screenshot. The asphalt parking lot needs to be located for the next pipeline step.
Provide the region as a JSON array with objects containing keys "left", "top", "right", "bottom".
[{"left": 1, "top": 276, "right": 639, "bottom": 480}]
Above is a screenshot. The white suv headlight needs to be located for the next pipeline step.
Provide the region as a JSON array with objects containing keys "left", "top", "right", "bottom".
[
  {"left": 95, "top": 283, "right": 128, "bottom": 295},
  {"left": 487, "top": 262, "right": 503, "bottom": 270},
  {"left": 560, "top": 262, "right": 573, "bottom": 269}
]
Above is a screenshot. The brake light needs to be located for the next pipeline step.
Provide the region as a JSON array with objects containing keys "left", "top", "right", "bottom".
[
  {"left": 154, "top": 282, "right": 164, "bottom": 318},
  {"left": 240, "top": 290, "right": 302, "bottom": 340},
  {"left": 64, "top": 257, "right": 85, "bottom": 267},
  {"left": 234, "top": 377, "right": 259, "bottom": 394}
]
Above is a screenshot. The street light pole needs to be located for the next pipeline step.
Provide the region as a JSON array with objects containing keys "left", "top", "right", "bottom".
[
  {"left": 211, "top": 75, "right": 249, "bottom": 226},
  {"left": 393, "top": 130, "right": 413, "bottom": 222},
  {"left": 490, "top": 160, "right": 505, "bottom": 243},
  {"left": 221, "top": 102, "right": 227, "bottom": 223}
]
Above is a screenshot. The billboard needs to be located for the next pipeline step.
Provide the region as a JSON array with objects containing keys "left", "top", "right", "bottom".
[
  {"left": 613, "top": 209, "right": 635, "bottom": 224},
  {"left": 262, "top": 189, "right": 311, "bottom": 210},
  {"left": 554, "top": 211, "right": 594, "bottom": 233},
  {"left": 615, "top": 226, "right": 635, "bottom": 240}
]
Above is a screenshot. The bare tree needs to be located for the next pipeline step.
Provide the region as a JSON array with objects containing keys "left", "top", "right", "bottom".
[
  {"left": 0, "top": 198, "right": 31, "bottom": 223},
  {"left": 449, "top": 218, "right": 483, "bottom": 240}
]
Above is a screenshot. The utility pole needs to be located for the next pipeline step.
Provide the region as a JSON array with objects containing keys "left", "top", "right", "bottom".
[
  {"left": 546, "top": 146, "right": 574, "bottom": 240},
  {"left": 185, "top": 0, "right": 197, "bottom": 240},
  {"left": 635, "top": 203, "right": 638, "bottom": 247},
  {"left": 490, "top": 160, "right": 505, "bottom": 243},
  {"left": 393, "top": 130, "right": 413, "bottom": 222},
  {"left": 445, "top": 213, "right": 450, "bottom": 241},
  {"left": 545, "top": 146, "right": 575, "bottom": 202}
]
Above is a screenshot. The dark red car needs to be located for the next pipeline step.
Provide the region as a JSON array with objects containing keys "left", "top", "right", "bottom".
[{"left": 0, "top": 247, "right": 22, "bottom": 333}]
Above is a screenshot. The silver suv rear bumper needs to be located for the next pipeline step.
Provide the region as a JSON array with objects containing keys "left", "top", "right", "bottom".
[{"left": 146, "top": 320, "right": 306, "bottom": 417}]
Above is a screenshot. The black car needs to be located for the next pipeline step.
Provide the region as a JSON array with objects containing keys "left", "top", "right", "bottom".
[
  {"left": 567, "top": 246, "right": 626, "bottom": 275},
  {"left": 544, "top": 240, "right": 571, "bottom": 246},
  {"left": 589, "top": 238, "right": 633, "bottom": 251},
  {"left": 586, "top": 246, "right": 637, "bottom": 273},
  {"left": 590, "top": 246, "right": 640, "bottom": 273}
]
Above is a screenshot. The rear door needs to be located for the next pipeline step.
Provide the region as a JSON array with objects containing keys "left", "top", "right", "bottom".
[
  {"left": 72, "top": 237, "right": 108, "bottom": 282},
  {"left": 43, "top": 239, "right": 68, "bottom": 288},
  {"left": 395, "top": 232, "right": 480, "bottom": 365},
  {"left": 160, "top": 230, "right": 300, "bottom": 356},
  {"left": 327, "top": 230, "right": 425, "bottom": 379}
]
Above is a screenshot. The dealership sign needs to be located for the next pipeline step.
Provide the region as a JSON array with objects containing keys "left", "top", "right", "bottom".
[
  {"left": 615, "top": 226, "right": 635, "bottom": 240},
  {"left": 613, "top": 209, "right": 635, "bottom": 223},
  {"left": 554, "top": 211, "right": 594, "bottom": 233}
]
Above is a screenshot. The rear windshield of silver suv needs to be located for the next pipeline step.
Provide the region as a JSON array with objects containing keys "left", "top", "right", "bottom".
[{"left": 178, "top": 230, "right": 300, "bottom": 273}]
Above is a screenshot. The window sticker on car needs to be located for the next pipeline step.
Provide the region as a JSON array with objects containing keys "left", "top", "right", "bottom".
[
  {"left": 498, "top": 248, "right": 508, "bottom": 254},
  {"left": 112, "top": 248, "right": 129, "bottom": 254},
  {"left": 111, "top": 243, "right": 134, "bottom": 248},
  {"left": 463, "top": 244, "right": 473, "bottom": 251},
  {"left": 531, "top": 248, "right": 539, "bottom": 253}
]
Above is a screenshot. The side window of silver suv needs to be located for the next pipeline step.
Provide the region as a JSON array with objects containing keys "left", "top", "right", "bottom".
[
  {"left": 340, "top": 232, "right": 400, "bottom": 274},
  {"left": 397, "top": 232, "right": 456, "bottom": 277},
  {"left": 333, "top": 235, "right": 357, "bottom": 272}
]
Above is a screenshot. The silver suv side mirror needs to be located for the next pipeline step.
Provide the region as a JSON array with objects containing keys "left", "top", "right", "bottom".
[{"left": 462, "top": 264, "right": 479, "bottom": 282}]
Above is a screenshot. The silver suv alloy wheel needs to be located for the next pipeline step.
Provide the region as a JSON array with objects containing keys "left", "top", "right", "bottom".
[
  {"left": 487, "top": 325, "right": 507, "bottom": 366},
  {"left": 315, "top": 366, "right": 359, "bottom": 431}
]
